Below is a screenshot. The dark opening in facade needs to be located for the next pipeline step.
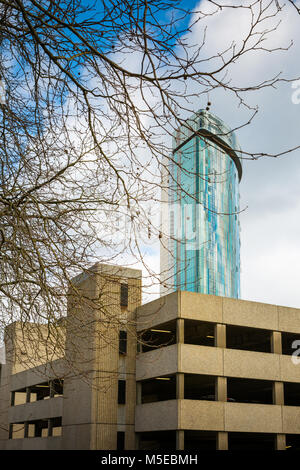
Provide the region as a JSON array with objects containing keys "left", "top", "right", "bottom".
[
  {"left": 185, "top": 431, "right": 217, "bottom": 450},
  {"left": 118, "top": 380, "right": 126, "bottom": 404},
  {"left": 11, "top": 379, "right": 64, "bottom": 406},
  {"left": 228, "top": 432, "right": 275, "bottom": 450},
  {"left": 138, "top": 431, "right": 176, "bottom": 450},
  {"left": 282, "top": 332, "right": 300, "bottom": 356},
  {"left": 139, "top": 320, "right": 176, "bottom": 353},
  {"left": 184, "top": 374, "right": 216, "bottom": 400},
  {"left": 11, "top": 388, "right": 27, "bottom": 406},
  {"left": 120, "top": 283, "right": 129, "bottom": 307},
  {"left": 184, "top": 320, "right": 215, "bottom": 347},
  {"left": 286, "top": 434, "right": 300, "bottom": 451},
  {"left": 227, "top": 377, "right": 273, "bottom": 404},
  {"left": 49, "top": 417, "right": 62, "bottom": 437},
  {"left": 30, "top": 382, "right": 51, "bottom": 401},
  {"left": 226, "top": 325, "right": 271, "bottom": 353},
  {"left": 284, "top": 381, "right": 300, "bottom": 406},
  {"left": 9, "top": 422, "right": 25, "bottom": 439},
  {"left": 28, "top": 419, "right": 49, "bottom": 438},
  {"left": 51, "top": 379, "right": 64, "bottom": 397},
  {"left": 140, "top": 375, "right": 176, "bottom": 404},
  {"left": 119, "top": 330, "right": 127, "bottom": 355},
  {"left": 117, "top": 431, "right": 125, "bottom": 450}
]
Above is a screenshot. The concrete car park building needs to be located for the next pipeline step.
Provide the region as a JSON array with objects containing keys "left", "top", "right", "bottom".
[
  {"left": 0, "top": 263, "right": 142, "bottom": 450},
  {"left": 1, "top": 263, "right": 300, "bottom": 450}
]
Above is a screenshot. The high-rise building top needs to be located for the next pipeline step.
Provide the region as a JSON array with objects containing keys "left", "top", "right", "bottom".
[{"left": 160, "top": 109, "right": 242, "bottom": 298}]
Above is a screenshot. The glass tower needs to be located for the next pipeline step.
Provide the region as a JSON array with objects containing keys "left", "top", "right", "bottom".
[{"left": 160, "top": 109, "right": 242, "bottom": 298}]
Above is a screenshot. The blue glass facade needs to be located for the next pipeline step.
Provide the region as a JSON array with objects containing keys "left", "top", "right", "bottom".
[{"left": 162, "top": 110, "right": 241, "bottom": 298}]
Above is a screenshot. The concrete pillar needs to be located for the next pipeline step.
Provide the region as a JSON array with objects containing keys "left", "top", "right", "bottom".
[
  {"left": 271, "top": 331, "right": 282, "bottom": 354},
  {"left": 176, "top": 319, "right": 184, "bottom": 344},
  {"left": 217, "top": 431, "right": 228, "bottom": 450},
  {"left": 216, "top": 376, "right": 227, "bottom": 402},
  {"left": 176, "top": 373, "right": 184, "bottom": 400},
  {"left": 176, "top": 430, "right": 184, "bottom": 450},
  {"left": 26, "top": 387, "right": 31, "bottom": 403},
  {"left": 273, "top": 381, "right": 284, "bottom": 405},
  {"left": 48, "top": 418, "right": 53, "bottom": 437},
  {"left": 49, "top": 381, "right": 55, "bottom": 398},
  {"left": 176, "top": 320, "right": 184, "bottom": 451},
  {"left": 215, "top": 324, "right": 226, "bottom": 348},
  {"left": 276, "top": 434, "right": 286, "bottom": 450}
]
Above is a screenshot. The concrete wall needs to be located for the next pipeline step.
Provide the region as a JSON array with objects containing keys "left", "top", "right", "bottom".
[
  {"left": 0, "top": 263, "right": 142, "bottom": 451},
  {"left": 62, "top": 263, "right": 142, "bottom": 450},
  {"left": 136, "top": 292, "right": 179, "bottom": 332},
  {"left": 136, "top": 344, "right": 300, "bottom": 383},
  {"left": 135, "top": 400, "right": 178, "bottom": 432},
  {"left": 4, "top": 437, "right": 62, "bottom": 450},
  {"left": 136, "top": 399, "right": 300, "bottom": 435},
  {"left": 10, "top": 359, "right": 66, "bottom": 390},
  {"left": 136, "top": 344, "right": 178, "bottom": 381},
  {"left": 6, "top": 322, "right": 65, "bottom": 375},
  {"left": 9, "top": 397, "right": 63, "bottom": 423},
  {"left": 137, "top": 290, "right": 300, "bottom": 333}
]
